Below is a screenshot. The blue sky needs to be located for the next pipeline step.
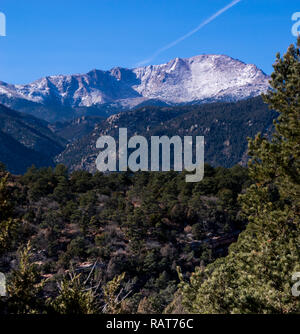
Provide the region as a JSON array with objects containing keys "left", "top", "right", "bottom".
[{"left": 0, "top": 0, "right": 299, "bottom": 84}]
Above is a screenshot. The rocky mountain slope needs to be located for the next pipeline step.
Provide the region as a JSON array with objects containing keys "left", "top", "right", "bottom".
[
  {"left": 0, "top": 55, "right": 270, "bottom": 122},
  {"left": 50, "top": 115, "right": 105, "bottom": 142},
  {"left": 55, "top": 97, "right": 277, "bottom": 172}
]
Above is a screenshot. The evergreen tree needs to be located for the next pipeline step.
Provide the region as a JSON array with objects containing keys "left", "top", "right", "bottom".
[
  {"left": 178, "top": 38, "right": 300, "bottom": 314},
  {"left": 103, "top": 272, "right": 127, "bottom": 314},
  {"left": 7, "top": 242, "right": 45, "bottom": 314},
  {"left": 0, "top": 173, "right": 18, "bottom": 256},
  {"left": 49, "top": 273, "right": 98, "bottom": 314}
]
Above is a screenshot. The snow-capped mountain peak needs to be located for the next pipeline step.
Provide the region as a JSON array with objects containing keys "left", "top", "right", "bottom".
[{"left": 0, "top": 54, "right": 270, "bottom": 121}]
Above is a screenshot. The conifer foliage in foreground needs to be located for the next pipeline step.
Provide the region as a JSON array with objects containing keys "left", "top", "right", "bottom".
[{"left": 178, "top": 38, "right": 300, "bottom": 314}]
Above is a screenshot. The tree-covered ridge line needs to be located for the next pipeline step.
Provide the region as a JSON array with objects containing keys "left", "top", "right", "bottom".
[
  {"left": 56, "top": 96, "right": 277, "bottom": 172},
  {"left": 0, "top": 95, "right": 277, "bottom": 175}
]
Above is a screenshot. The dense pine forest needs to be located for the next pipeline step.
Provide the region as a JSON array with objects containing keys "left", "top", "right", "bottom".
[
  {"left": 0, "top": 39, "right": 299, "bottom": 314},
  {"left": 0, "top": 163, "right": 250, "bottom": 313}
]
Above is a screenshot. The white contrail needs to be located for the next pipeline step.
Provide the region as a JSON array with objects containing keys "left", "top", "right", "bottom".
[{"left": 136, "top": 0, "right": 243, "bottom": 67}]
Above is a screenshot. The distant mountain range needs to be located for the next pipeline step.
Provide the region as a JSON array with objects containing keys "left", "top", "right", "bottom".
[
  {"left": 0, "top": 54, "right": 275, "bottom": 174},
  {"left": 0, "top": 55, "right": 270, "bottom": 122}
]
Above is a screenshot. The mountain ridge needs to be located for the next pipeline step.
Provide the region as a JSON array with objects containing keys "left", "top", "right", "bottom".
[
  {"left": 0, "top": 104, "right": 66, "bottom": 174},
  {"left": 0, "top": 54, "right": 270, "bottom": 121}
]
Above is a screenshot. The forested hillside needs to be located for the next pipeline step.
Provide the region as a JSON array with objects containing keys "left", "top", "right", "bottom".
[
  {"left": 0, "top": 163, "right": 249, "bottom": 313},
  {"left": 0, "top": 97, "right": 277, "bottom": 174},
  {"left": 56, "top": 97, "right": 277, "bottom": 171},
  {"left": 0, "top": 104, "right": 66, "bottom": 174}
]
